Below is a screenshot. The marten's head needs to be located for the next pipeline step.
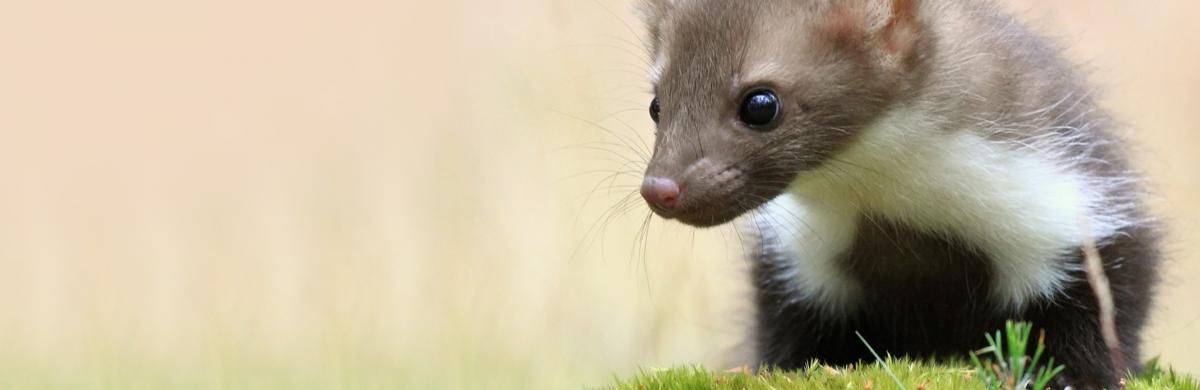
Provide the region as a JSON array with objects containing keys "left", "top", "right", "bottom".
[{"left": 637, "top": 0, "right": 925, "bottom": 226}]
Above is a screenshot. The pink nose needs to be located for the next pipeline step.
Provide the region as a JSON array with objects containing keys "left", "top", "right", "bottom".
[{"left": 640, "top": 176, "right": 681, "bottom": 209}]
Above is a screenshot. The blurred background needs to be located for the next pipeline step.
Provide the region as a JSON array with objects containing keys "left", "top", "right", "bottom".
[{"left": 0, "top": 0, "right": 1197, "bottom": 388}]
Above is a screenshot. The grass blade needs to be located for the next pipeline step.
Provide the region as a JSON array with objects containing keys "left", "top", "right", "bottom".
[{"left": 855, "top": 331, "right": 906, "bottom": 390}]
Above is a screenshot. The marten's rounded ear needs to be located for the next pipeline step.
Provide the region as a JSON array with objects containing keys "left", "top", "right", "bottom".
[
  {"left": 823, "top": 0, "right": 921, "bottom": 68},
  {"left": 879, "top": 0, "right": 920, "bottom": 60},
  {"left": 635, "top": 0, "right": 675, "bottom": 46},
  {"left": 635, "top": 0, "right": 672, "bottom": 26}
]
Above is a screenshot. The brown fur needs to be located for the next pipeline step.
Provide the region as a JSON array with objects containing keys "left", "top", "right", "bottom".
[
  {"left": 636, "top": 0, "right": 1160, "bottom": 387},
  {"left": 640, "top": 0, "right": 921, "bottom": 226}
]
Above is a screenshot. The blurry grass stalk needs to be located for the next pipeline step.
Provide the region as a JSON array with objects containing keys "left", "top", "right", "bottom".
[
  {"left": 1079, "top": 215, "right": 1126, "bottom": 380},
  {"left": 855, "top": 331, "right": 905, "bottom": 390}
]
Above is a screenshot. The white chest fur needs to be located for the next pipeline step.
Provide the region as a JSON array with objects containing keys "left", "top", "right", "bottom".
[{"left": 747, "top": 106, "right": 1131, "bottom": 313}]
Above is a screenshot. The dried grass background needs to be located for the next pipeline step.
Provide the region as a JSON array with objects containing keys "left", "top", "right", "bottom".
[{"left": 0, "top": 0, "right": 1197, "bottom": 388}]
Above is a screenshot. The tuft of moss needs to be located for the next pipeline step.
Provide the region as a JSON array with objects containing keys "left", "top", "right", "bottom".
[
  {"left": 1126, "top": 357, "right": 1200, "bottom": 389},
  {"left": 604, "top": 360, "right": 979, "bottom": 390},
  {"left": 969, "top": 321, "right": 1064, "bottom": 389}
]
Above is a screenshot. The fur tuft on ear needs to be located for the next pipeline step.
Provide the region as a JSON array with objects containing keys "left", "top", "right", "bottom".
[
  {"left": 824, "top": 2, "right": 869, "bottom": 46},
  {"left": 635, "top": 0, "right": 678, "bottom": 53},
  {"left": 881, "top": 0, "right": 919, "bottom": 57},
  {"left": 635, "top": 0, "right": 673, "bottom": 30},
  {"left": 823, "top": 0, "right": 922, "bottom": 65}
]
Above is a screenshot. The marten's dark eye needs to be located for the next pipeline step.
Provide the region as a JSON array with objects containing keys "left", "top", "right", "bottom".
[
  {"left": 649, "top": 97, "right": 661, "bottom": 123},
  {"left": 738, "top": 89, "right": 780, "bottom": 130}
]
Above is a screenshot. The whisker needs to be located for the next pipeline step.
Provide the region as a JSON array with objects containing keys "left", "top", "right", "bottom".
[
  {"left": 570, "top": 189, "right": 640, "bottom": 263},
  {"left": 550, "top": 109, "right": 651, "bottom": 161},
  {"left": 587, "top": 0, "right": 652, "bottom": 54}
]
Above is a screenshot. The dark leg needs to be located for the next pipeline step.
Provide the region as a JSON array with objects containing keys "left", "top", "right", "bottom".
[
  {"left": 751, "top": 244, "right": 874, "bottom": 369},
  {"left": 1028, "top": 224, "right": 1160, "bottom": 389}
]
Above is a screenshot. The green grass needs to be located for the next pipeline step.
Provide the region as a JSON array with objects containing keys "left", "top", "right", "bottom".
[
  {"left": 605, "top": 361, "right": 977, "bottom": 390},
  {"left": 604, "top": 360, "right": 1199, "bottom": 390},
  {"left": 606, "top": 321, "right": 1197, "bottom": 389},
  {"left": 969, "top": 321, "right": 1063, "bottom": 389},
  {"left": 1128, "top": 357, "right": 1200, "bottom": 389}
]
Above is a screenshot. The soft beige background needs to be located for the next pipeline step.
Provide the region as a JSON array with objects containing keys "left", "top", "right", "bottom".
[{"left": 0, "top": 0, "right": 1196, "bottom": 388}]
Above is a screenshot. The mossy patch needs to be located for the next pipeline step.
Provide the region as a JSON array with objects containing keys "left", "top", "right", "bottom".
[{"left": 603, "top": 359, "right": 1198, "bottom": 390}]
